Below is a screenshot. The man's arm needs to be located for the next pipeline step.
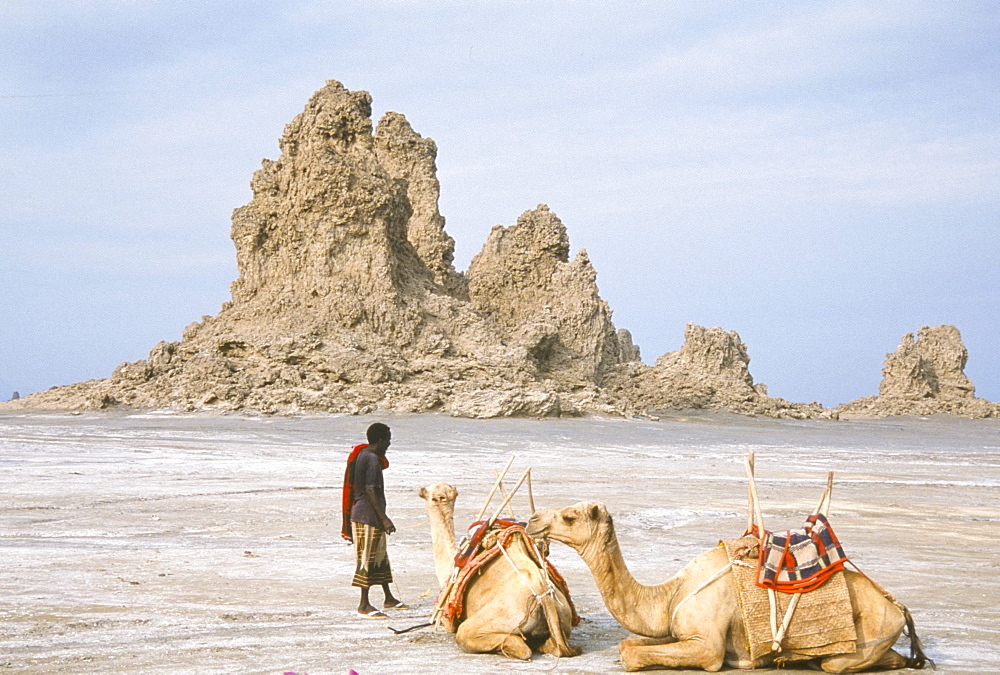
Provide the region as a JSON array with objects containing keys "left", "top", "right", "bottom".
[{"left": 364, "top": 485, "right": 395, "bottom": 534}]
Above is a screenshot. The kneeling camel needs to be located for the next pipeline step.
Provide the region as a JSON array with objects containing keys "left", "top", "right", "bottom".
[
  {"left": 528, "top": 501, "right": 927, "bottom": 672},
  {"left": 419, "top": 483, "right": 579, "bottom": 659}
]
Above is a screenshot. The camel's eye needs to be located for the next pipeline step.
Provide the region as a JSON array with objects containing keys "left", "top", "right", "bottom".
[{"left": 562, "top": 515, "right": 576, "bottom": 525}]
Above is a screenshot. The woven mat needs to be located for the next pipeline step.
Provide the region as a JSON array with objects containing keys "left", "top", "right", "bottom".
[{"left": 721, "top": 537, "right": 857, "bottom": 663}]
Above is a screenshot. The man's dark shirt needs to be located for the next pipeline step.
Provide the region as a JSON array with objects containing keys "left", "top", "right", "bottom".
[{"left": 350, "top": 446, "right": 386, "bottom": 528}]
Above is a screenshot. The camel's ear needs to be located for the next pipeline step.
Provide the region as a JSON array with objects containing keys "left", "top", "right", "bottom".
[
  {"left": 589, "top": 503, "right": 605, "bottom": 521},
  {"left": 418, "top": 486, "right": 427, "bottom": 499},
  {"left": 449, "top": 485, "right": 458, "bottom": 499}
]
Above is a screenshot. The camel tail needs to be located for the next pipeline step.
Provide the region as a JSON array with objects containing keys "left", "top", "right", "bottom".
[{"left": 897, "top": 601, "right": 934, "bottom": 670}]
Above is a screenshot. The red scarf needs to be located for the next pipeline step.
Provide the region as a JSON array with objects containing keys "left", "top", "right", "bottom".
[{"left": 341, "top": 443, "right": 389, "bottom": 541}]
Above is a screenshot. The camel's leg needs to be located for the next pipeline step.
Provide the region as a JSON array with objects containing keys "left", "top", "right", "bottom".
[
  {"left": 537, "top": 593, "right": 580, "bottom": 657},
  {"left": 819, "top": 644, "right": 908, "bottom": 674},
  {"left": 620, "top": 636, "right": 677, "bottom": 649},
  {"left": 619, "top": 635, "right": 726, "bottom": 672},
  {"left": 498, "top": 634, "right": 533, "bottom": 660},
  {"left": 872, "top": 648, "right": 908, "bottom": 670},
  {"left": 539, "top": 634, "right": 579, "bottom": 657},
  {"left": 818, "top": 579, "right": 906, "bottom": 673},
  {"left": 455, "top": 615, "right": 532, "bottom": 660}
]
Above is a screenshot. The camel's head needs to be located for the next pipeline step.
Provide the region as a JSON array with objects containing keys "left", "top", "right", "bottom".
[
  {"left": 527, "top": 502, "right": 610, "bottom": 551},
  {"left": 418, "top": 483, "right": 457, "bottom": 515}
]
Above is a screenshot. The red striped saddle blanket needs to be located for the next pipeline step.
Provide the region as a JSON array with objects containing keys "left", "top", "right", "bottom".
[{"left": 756, "top": 513, "right": 849, "bottom": 593}]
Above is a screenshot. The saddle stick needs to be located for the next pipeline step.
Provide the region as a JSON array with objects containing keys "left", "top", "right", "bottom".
[
  {"left": 431, "top": 565, "right": 462, "bottom": 628},
  {"left": 773, "top": 593, "right": 801, "bottom": 651},
  {"left": 817, "top": 471, "right": 834, "bottom": 517},
  {"left": 487, "top": 468, "right": 530, "bottom": 527},
  {"left": 526, "top": 468, "right": 536, "bottom": 514},
  {"left": 767, "top": 591, "right": 779, "bottom": 642},
  {"left": 493, "top": 468, "right": 518, "bottom": 519},
  {"left": 772, "top": 470, "right": 836, "bottom": 650},
  {"left": 474, "top": 454, "right": 515, "bottom": 523},
  {"left": 746, "top": 452, "right": 756, "bottom": 534},
  {"left": 745, "top": 456, "right": 779, "bottom": 645},
  {"left": 744, "top": 454, "right": 765, "bottom": 537}
]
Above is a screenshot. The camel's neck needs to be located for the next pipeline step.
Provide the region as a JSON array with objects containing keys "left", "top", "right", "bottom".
[
  {"left": 426, "top": 505, "right": 457, "bottom": 588},
  {"left": 577, "top": 520, "right": 680, "bottom": 637}
]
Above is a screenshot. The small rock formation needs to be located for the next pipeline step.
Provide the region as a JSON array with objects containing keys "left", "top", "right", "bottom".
[
  {"left": 467, "top": 206, "right": 622, "bottom": 387},
  {"left": 606, "top": 323, "right": 825, "bottom": 418},
  {"left": 374, "top": 111, "right": 466, "bottom": 297},
  {"left": 838, "top": 325, "right": 998, "bottom": 418},
  {"left": 10, "top": 391, "right": 19, "bottom": 401},
  {"left": 879, "top": 325, "right": 974, "bottom": 400},
  {"left": 615, "top": 329, "right": 641, "bottom": 364}
]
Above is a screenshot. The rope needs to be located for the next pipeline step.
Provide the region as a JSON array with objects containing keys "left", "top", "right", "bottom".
[
  {"left": 498, "top": 540, "right": 553, "bottom": 600},
  {"left": 389, "top": 580, "right": 409, "bottom": 606},
  {"left": 498, "top": 655, "right": 561, "bottom": 671},
  {"left": 398, "top": 517, "right": 429, "bottom": 530},
  {"left": 387, "top": 621, "right": 432, "bottom": 634},
  {"left": 670, "top": 561, "right": 733, "bottom": 626},
  {"left": 499, "top": 627, "right": 528, "bottom": 659}
]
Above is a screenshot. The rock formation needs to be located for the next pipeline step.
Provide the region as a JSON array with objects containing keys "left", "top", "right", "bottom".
[
  {"left": 838, "top": 325, "right": 998, "bottom": 418},
  {"left": 8, "top": 80, "right": 632, "bottom": 418},
  {"left": 3, "top": 81, "right": 993, "bottom": 420},
  {"left": 605, "top": 323, "right": 825, "bottom": 419}
]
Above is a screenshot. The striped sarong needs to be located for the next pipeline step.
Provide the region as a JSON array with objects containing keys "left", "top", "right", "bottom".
[{"left": 352, "top": 522, "right": 393, "bottom": 588}]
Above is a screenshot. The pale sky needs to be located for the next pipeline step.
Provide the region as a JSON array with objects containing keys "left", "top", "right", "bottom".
[{"left": 2, "top": 1, "right": 998, "bottom": 407}]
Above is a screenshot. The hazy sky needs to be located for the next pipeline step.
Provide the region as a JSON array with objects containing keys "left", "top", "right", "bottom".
[{"left": 2, "top": 1, "right": 998, "bottom": 407}]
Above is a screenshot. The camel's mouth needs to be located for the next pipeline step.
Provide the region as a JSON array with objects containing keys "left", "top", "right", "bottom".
[{"left": 525, "top": 515, "right": 547, "bottom": 539}]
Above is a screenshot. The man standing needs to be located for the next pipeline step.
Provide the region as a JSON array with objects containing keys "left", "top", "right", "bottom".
[{"left": 342, "top": 422, "right": 404, "bottom": 617}]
